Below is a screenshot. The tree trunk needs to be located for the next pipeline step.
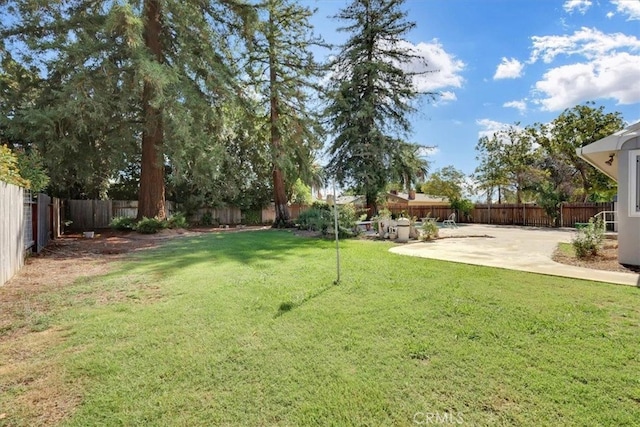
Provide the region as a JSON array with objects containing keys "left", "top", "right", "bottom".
[
  {"left": 272, "top": 168, "right": 290, "bottom": 226},
  {"left": 578, "top": 166, "right": 590, "bottom": 202},
  {"left": 268, "top": 11, "right": 290, "bottom": 227},
  {"left": 138, "top": 0, "right": 166, "bottom": 220},
  {"left": 366, "top": 192, "right": 377, "bottom": 219}
]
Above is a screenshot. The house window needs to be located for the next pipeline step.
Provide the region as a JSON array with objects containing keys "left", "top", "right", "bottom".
[{"left": 631, "top": 149, "right": 640, "bottom": 217}]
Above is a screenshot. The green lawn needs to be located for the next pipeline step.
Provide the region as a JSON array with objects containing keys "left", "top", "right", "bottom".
[{"left": 3, "top": 230, "right": 640, "bottom": 426}]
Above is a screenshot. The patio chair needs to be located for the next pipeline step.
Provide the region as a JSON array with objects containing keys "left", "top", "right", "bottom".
[
  {"left": 443, "top": 212, "right": 458, "bottom": 228},
  {"left": 388, "top": 219, "right": 398, "bottom": 235}
]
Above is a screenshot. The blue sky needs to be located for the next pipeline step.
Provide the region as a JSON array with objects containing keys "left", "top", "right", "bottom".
[{"left": 303, "top": 0, "right": 640, "bottom": 178}]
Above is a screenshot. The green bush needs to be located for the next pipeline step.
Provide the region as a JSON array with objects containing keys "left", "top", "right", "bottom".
[
  {"left": 297, "top": 204, "right": 359, "bottom": 238},
  {"left": 572, "top": 218, "right": 605, "bottom": 258},
  {"left": 371, "top": 208, "right": 392, "bottom": 237},
  {"left": 200, "top": 212, "right": 213, "bottom": 226},
  {"left": 167, "top": 212, "right": 188, "bottom": 229},
  {"left": 110, "top": 216, "right": 137, "bottom": 231},
  {"left": 0, "top": 144, "right": 29, "bottom": 187},
  {"left": 420, "top": 219, "right": 439, "bottom": 241},
  {"left": 242, "top": 210, "right": 262, "bottom": 225},
  {"left": 310, "top": 201, "right": 330, "bottom": 211},
  {"left": 297, "top": 208, "right": 332, "bottom": 234},
  {"left": 200, "top": 212, "right": 219, "bottom": 227},
  {"left": 135, "top": 217, "right": 167, "bottom": 234},
  {"left": 337, "top": 203, "right": 359, "bottom": 238},
  {"left": 450, "top": 198, "right": 474, "bottom": 219}
]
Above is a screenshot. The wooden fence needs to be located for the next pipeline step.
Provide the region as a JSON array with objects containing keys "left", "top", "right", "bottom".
[
  {"left": 64, "top": 199, "right": 615, "bottom": 229},
  {"left": 36, "top": 194, "right": 52, "bottom": 253},
  {"left": 388, "top": 202, "right": 614, "bottom": 228},
  {"left": 1, "top": 182, "right": 25, "bottom": 286},
  {"left": 67, "top": 201, "right": 309, "bottom": 227},
  {"left": 67, "top": 200, "right": 176, "bottom": 230},
  {"left": 0, "top": 184, "right": 56, "bottom": 285},
  {"left": 191, "top": 206, "right": 242, "bottom": 225}
]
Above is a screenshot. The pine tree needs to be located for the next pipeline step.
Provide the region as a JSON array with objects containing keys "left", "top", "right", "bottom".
[
  {"left": 0, "top": 0, "right": 255, "bottom": 213},
  {"left": 248, "top": 0, "right": 324, "bottom": 226},
  {"left": 325, "top": 0, "right": 433, "bottom": 216},
  {"left": 533, "top": 103, "right": 624, "bottom": 202}
]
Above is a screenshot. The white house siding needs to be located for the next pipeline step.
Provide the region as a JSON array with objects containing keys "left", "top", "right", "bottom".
[{"left": 619, "top": 136, "right": 640, "bottom": 266}]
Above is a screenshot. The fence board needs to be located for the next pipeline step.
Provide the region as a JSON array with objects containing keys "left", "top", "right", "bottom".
[
  {"left": 64, "top": 199, "right": 616, "bottom": 229},
  {"left": 261, "top": 205, "right": 276, "bottom": 223},
  {"left": 389, "top": 202, "right": 614, "bottom": 228},
  {"left": 51, "top": 198, "right": 62, "bottom": 238},
  {"left": 23, "top": 190, "right": 34, "bottom": 250},
  {"left": 69, "top": 200, "right": 113, "bottom": 230},
  {"left": 113, "top": 200, "right": 139, "bottom": 218},
  {"left": 1, "top": 182, "right": 25, "bottom": 286},
  {"left": 193, "top": 207, "right": 242, "bottom": 225},
  {"left": 36, "top": 193, "right": 51, "bottom": 253},
  {"left": 68, "top": 200, "right": 177, "bottom": 230}
]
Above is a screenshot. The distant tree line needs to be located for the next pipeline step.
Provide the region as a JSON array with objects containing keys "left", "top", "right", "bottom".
[
  {"left": 0, "top": 1, "right": 626, "bottom": 225},
  {"left": 1, "top": 0, "right": 435, "bottom": 224},
  {"left": 415, "top": 102, "right": 625, "bottom": 225}
]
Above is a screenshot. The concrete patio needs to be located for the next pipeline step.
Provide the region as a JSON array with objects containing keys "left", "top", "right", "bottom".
[{"left": 389, "top": 224, "right": 639, "bottom": 287}]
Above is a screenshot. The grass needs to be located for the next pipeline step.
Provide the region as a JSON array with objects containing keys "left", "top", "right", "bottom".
[
  {"left": 557, "top": 242, "right": 576, "bottom": 257},
  {"left": 2, "top": 230, "right": 640, "bottom": 426}
]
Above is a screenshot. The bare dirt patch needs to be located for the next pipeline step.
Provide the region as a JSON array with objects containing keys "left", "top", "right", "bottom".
[
  {"left": 0, "top": 226, "right": 266, "bottom": 426},
  {"left": 552, "top": 240, "right": 640, "bottom": 274}
]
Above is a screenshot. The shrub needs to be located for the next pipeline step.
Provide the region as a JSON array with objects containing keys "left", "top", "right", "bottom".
[
  {"left": 310, "top": 201, "right": 330, "bottom": 211},
  {"left": 135, "top": 217, "right": 167, "bottom": 234},
  {"left": 167, "top": 212, "right": 188, "bottom": 229},
  {"left": 297, "top": 204, "right": 360, "bottom": 238},
  {"left": 572, "top": 218, "right": 605, "bottom": 258},
  {"left": 200, "top": 212, "right": 219, "bottom": 227},
  {"left": 420, "top": 219, "right": 439, "bottom": 241},
  {"left": 110, "top": 216, "right": 137, "bottom": 231},
  {"left": 337, "top": 203, "right": 359, "bottom": 238},
  {"left": 0, "top": 145, "right": 29, "bottom": 187},
  {"left": 372, "top": 208, "right": 392, "bottom": 237},
  {"left": 297, "top": 208, "right": 332, "bottom": 234},
  {"left": 289, "top": 178, "right": 312, "bottom": 205},
  {"left": 243, "top": 210, "right": 262, "bottom": 225},
  {"left": 450, "top": 198, "right": 474, "bottom": 219}
]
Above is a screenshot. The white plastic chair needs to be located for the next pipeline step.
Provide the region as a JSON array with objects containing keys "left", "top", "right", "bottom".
[
  {"left": 388, "top": 220, "right": 398, "bottom": 235},
  {"left": 443, "top": 212, "right": 458, "bottom": 228}
]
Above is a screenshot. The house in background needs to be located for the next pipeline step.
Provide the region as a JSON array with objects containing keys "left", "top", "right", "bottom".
[
  {"left": 385, "top": 191, "right": 449, "bottom": 211},
  {"left": 325, "top": 194, "right": 366, "bottom": 209},
  {"left": 324, "top": 192, "right": 449, "bottom": 218},
  {"left": 577, "top": 121, "right": 640, "bottom": 267}
]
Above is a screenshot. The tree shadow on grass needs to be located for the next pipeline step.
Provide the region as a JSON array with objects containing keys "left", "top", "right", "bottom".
[
  {"left": 122, "top": 229, "right": 332, "bottom": 278},
  {"left": 274, "top": 281, "right": 338, "bottom": 318}
]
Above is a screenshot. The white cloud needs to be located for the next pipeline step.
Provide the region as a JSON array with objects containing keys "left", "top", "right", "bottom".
[
  {"left": 392, "top": 39, "right": 465, "bottom": 93},
  {"left": 503, "top": 100, "right": 528, "bottom": 113},
  {"left": 606, "top": 11, "right": 615, "bottom": 18},
  {"left": 611, "top": 0, "right": 640, "bottom": 20},
  {"left": 417, "top": 146, "right": 439, "bottom": 157},
  {"left": 563, "top": 0, "right": 592, "bottom": 14},
  {"left": 493, "top": 57, "right": 524, "bottom": 79},
  {"left": 534, "top": 52, "right": 640, "bottom": 110},
  {"left": 324, "top": 39, "right": 465, "bottom": 101},
  {"left": 437, "top": 91, "right": 457, "bottom": 104},
  {"left": 529, "top": 27, "right": 640, "bottom": 63},
  {"left": 528, "top": 27, "right": 640, "bottom": 110},
  {"left": 476, "top": 119, "right": 516, "bottom": 139}
]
